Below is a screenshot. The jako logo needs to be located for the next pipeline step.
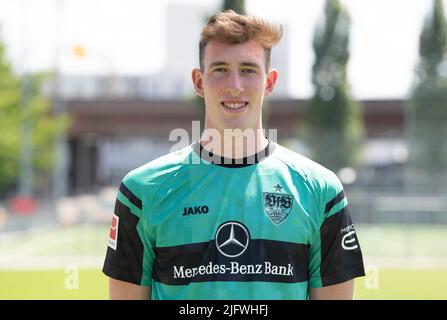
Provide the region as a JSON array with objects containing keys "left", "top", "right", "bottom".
[{"left": 183, "top": 205, "right": 209, "bottom": 216}]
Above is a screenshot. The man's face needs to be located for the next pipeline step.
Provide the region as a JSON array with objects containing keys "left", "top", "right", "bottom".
[{"left": 192, "top": 39, "right": 277, "bottom": 132}]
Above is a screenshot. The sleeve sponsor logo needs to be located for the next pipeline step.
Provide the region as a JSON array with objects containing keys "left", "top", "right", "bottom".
[
  {"left": 108, "top": 214, "right": 119, "bottom": 250},
  {"left": 341, "top": 224, "right": 359, "bottom": 251}
]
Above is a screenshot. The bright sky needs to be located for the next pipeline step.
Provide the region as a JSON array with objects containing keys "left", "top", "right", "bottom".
[{"left": 0, "top": 0, "right": 442, "bottom": 99}]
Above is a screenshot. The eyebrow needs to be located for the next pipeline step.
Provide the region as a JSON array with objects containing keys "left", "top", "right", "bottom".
[
  {"left": 208, "top": 62, "right": 261, "bottom": 70},
  {"left": 240, "top": 62, "right": 261, "bottom": 70},
  {"left": 209, "top": 62, "right": 228, "bottom": 69}
]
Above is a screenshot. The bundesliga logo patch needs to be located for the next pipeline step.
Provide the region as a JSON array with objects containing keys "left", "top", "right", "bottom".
[
  {"left": 108, "top": 214, "right": 119, "bottom": 250},
  {"left": 263, "top": 193, "right": 293, "bottom": 225}
]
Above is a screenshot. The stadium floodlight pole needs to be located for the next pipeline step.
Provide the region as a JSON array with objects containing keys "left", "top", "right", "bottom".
[
  {"left": 51, "top": 0, "right": 69, "bottom": 217},
  {"left": 12, "top": 0, "right": 37, "bottom": 216},
  {"left": 52, "top": 71, "right": 69, "bottom": 208},
  {"left": 18, "top": 72, "right": 33, "bottom": 198},
  {"left": 17, "top": 0, "right": 33, "bottom": 199}
]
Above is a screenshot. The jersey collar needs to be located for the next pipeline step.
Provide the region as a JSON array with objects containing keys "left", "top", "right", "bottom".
[{"left": 192, "top": 140, "right": 275, "bottom": 168}]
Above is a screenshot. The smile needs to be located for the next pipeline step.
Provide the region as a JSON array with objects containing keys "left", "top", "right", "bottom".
[{"left": 221, "top": 102, "right": 249, "bottom": 112}]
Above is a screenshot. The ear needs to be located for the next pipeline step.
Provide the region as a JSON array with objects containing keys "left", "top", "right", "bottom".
[
  {"left": 264, "top": 68, "right": 278, "bottom": 97},
  {"left": 192, "top": 68, "right": 204, "bottom": 98}
]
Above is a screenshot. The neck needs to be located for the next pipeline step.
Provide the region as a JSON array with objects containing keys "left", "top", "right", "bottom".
[{"left": 200, "top": 127, "right": 268, "bottom": 159}]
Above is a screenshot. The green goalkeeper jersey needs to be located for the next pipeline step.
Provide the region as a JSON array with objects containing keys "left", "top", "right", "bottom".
[{"left": 103, "top": 141, "right": 365, "bottom": 299}]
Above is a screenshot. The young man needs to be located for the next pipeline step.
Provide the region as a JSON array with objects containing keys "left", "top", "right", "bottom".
[{"left": 103, "top": 10, "right": 365, "bottom": 300}]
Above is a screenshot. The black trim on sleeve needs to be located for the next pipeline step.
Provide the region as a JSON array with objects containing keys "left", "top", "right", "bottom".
[
  {"left": 119, "top": 182, "right": 142, "bottom": 210},
  {"left": 324, "top": 190, "right": 346, "bottom": 214},
  {"left": 102, "top": 199, "right": 144, "bottom": 285},
  {"left": 319, "top": 206, "right": 365, "bottom": 286}
]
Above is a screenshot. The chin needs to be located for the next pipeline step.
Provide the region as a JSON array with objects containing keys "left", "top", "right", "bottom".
[{"left": 222, "top": 120, "right": 254, "bottom": 131}]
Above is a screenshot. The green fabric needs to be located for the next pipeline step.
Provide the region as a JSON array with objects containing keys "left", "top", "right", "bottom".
[{"left": 115, "top": 143, "right": 355, "bottom": 299}]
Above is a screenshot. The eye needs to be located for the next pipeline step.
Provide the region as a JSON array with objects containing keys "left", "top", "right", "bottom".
[
  {"left": 241, "top": 68, "right": 257, "bottom": 74},
  {"left": 213, "top": 67, "right": 228, "bottom": 73}
]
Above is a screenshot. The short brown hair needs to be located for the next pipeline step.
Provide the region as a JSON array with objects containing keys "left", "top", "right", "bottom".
[{"left": 199, "top": 10, "right": 283, "bottom": 72}]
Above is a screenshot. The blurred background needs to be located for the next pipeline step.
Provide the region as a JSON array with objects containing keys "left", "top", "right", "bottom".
[{"left": 0, "top": 0, "right": 446, "bottom": 299}]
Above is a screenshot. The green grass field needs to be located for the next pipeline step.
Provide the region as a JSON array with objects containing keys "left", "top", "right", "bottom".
[
  {"left": 0, "top": 223, "right": 446, "bottom": 299},
  {"left": 0, "top": 269, "right": 108, "bottom": 300},
  {"left": 356, "top": 269, "right": 447, "bottom": 299},
  {"left": 1, "top": 268, "right": 446, "bottom": 299}
]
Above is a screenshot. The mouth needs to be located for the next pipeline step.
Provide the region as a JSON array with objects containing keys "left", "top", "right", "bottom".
[{"left": 220, "top": 101, "right": 249, "bottom": 113}]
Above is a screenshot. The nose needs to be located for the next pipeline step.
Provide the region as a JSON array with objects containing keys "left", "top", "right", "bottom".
[{"left": 226, "top": 72, "right": 244, "bottom": 96}]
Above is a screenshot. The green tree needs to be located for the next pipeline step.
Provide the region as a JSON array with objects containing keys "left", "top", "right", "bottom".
[
  {"left": 0, "top": 41, "right": 21, "bottom": 193},
  {"left": 408, "top": 0, "right": 447, "bottom": 177},
  {"left": 223, "top": 0, "right": 246, "bottom": 14},
  {"left": 26, "top": 73, "right": 70, "bottom": 191},
  {"left": 302, "top": 0, "right": 365, "bottom": 172},
  {"left": 0, "top": 40, "right": 69, "bottom": 194}
]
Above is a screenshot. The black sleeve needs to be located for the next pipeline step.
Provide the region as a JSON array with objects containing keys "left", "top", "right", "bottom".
[
  {"left": 319, "top": 204, "right": 365, "bottom": 286},
  {"left": 102, "top": 183, "right": 145, "bottom": 285}
]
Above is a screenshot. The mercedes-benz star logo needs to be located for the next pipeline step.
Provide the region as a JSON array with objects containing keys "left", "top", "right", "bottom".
[{"left": 215, "top": 221, "right": 250, "bottom": 258}]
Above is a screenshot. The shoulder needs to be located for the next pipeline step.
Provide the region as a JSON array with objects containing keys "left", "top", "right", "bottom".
[
  {"left": 271, "top": 143, "right": 347, "bottom": 219},
  {"left": 272, "top": 143, "right": 342, "bottom": 193},
  {"left": 121, "top": 144, "right": 193, "bottom": 191}
]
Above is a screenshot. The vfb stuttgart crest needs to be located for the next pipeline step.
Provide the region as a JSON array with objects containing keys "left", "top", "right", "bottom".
[{"left": 263, "top": 193, "right": 293, "bottom": 225}]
